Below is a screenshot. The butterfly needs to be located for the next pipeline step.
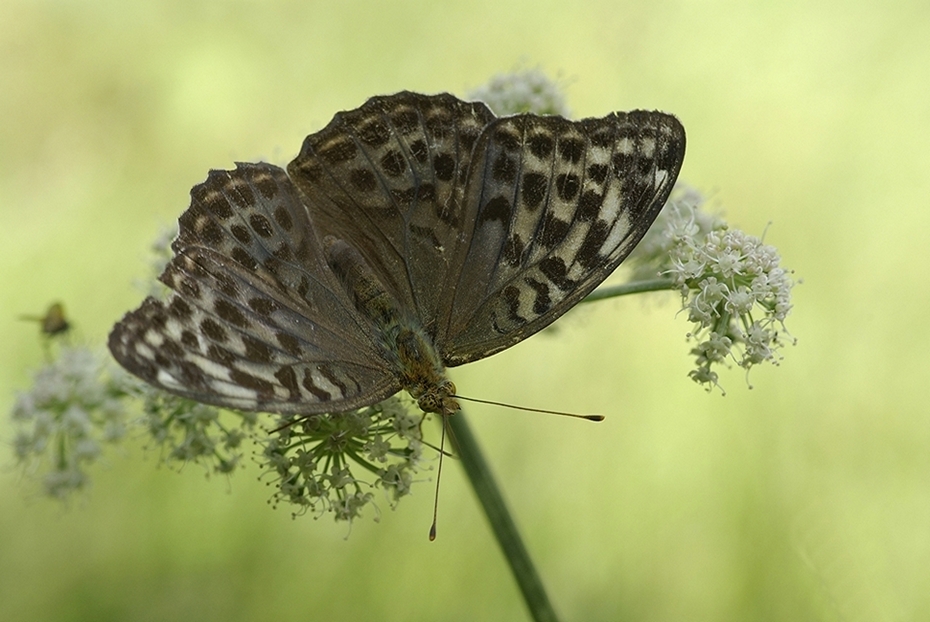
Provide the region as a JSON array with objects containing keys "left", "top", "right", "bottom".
[{"left": 108, "top": 92, "right": 685, "bottom": 418}]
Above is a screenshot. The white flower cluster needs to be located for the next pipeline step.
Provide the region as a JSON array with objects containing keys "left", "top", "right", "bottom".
[
  {"left": 262, "top": 397, "right": 426, "bottom": 523},
  {"left": 10, "top": 346, "right": 130, "bottom": 499},
  {"left": 631, "top": 188, "right": 796, "bottom": 391},
  {"left": 468, "top": 68, "right": 570, "bottom": 117},
  {"left": 138, "top": 386, "right": 256, "bottom": 475}
]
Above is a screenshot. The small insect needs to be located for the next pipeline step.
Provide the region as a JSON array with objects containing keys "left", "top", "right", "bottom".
[
  {"left": 21, "top": 302, "right": 71, "bottom": 337},
  {"left": 108, "top": 92, "right": 685, "bottom": 421}
]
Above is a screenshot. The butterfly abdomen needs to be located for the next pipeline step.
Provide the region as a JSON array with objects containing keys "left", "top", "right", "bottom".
[{"left": 324, "top": 235, "right": 402, "bottom": 329}]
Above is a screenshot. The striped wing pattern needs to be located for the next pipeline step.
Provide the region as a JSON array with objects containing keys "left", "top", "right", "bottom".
[{"left": 108, "top": 163, "right": 401, "bottom": 414}]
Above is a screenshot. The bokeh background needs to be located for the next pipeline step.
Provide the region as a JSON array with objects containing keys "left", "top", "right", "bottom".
[{"left": 2, "top": 1, "right": 928, "bottom": 620}]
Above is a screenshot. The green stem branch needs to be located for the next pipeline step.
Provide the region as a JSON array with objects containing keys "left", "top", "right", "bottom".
[
  {"left": 582, "top": 277, "right": 676, "bottom": 303},
  {"left": 449, "top": 277, "right": 671, "bottom": 621}
]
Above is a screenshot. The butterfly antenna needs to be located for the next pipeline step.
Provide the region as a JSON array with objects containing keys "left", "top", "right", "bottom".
[
  {"left": 455, "top": 395, "right": 604, "bottom": 422},
  {"left": 270, "top": 414, "right": 310, "bottom": 434},
  {"left": 428, "top": 415, "right": 448, "bottom": 541}
]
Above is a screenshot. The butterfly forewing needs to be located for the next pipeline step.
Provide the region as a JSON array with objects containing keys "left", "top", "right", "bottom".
[
  {"left": 109, "top": 162, "right": 401, "bottom": 414},
  {"left": 439, "top": 111, "right": 685, "bottom": 365},
  {"left": 288, "top": 92, "right": 495, "bottom": 335}
]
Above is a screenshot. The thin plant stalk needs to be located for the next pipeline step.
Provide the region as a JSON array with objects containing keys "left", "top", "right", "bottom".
[
  {"left": 449, "top": 281, "right": 674, "bottom": 621},
  {"left": 448, "top": 410, "right": 560, "bottom": 622},
  {"left": 581, "top": 277, "right": 675, "bottom": 303}
]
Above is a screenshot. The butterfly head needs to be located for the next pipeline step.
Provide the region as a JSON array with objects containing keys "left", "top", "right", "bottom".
[
  {"left": 392, "top": 324, "right": 460, "bottom": 417},
  {"left": 415, "top": 379, "right": 460, "bottom": 418}
]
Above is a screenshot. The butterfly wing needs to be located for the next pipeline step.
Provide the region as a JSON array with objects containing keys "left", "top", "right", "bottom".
[
  {"left": 438, "top": 111, "right": 686, "bottom": 365},
  {"left": 287, "top": 92, "right": 495, "bottom": 335},
  {"left": 108, "top": 162, "right": 401, "bottom": 414}
]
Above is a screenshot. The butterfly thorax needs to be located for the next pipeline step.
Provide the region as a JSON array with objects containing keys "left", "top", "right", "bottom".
[
  {"left": 394, "top": 325, "right": 459, "bottom": 417},
  {"left": 325, "top": 236, "right": 460, "bottom": 417}
]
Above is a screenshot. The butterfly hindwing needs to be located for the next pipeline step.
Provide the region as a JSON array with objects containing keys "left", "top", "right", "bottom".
[{"left": 439, "top": 110, "right": 686, "bottom": 365}]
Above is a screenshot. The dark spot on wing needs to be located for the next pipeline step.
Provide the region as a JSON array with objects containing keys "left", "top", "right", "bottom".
[
  {"left": 249, "top": 214, "right": 273, "bottom": 238},
  {"left": 434, "top": 153, "right": 456, "bottom": 181},
  {"left": 214, "top": 299, "right": 248, "bottom": 328},
  {"left": 521, "top": 172, "right": 548, "bottom": 210},
  {"left": 555, "top": 173, "right": 580, "bottom": 201},
  {"left": 527, "top": 133, "right": 554, "bottom": 159},
  {"left": 558, "top": 138, "right": 584, "bottom": 163},
  {"left": 273, "top": 206, "right": 293, "bottom": 231},
  {"left": 380, "top": 150, "right": 406, "bottom": 177},
  {"left": 480, "top": 196, "right": 512, "bottom": 225},
  {"left": 201, "top": 318, "right": 227, "bottom": 343}
]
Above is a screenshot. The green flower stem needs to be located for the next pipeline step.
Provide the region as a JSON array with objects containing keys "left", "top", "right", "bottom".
[
  {"left": 448, "top": 279, "right": 673, "bottom": 621},
  {"left": 448, "top": 411, "right": 559, "bottom": 622},
  {"left": 582, "top": 277, "right": 676, "bottom": 303}
]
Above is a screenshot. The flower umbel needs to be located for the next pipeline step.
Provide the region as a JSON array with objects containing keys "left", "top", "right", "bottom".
[
  {"left": 10, "top": 346, "right": 130, "bottom": 499},
  {"left": 468, "top": 68, "right": 570, "bottom": 117},
  {"left": 137, "top": 385, "right": 256, "bottom": 475},
  {"left": 261, "top": 397, "right": 425, "bottom": 523},
  {"left": 630, "top": 187, "right": 797, "bottom": 391}
]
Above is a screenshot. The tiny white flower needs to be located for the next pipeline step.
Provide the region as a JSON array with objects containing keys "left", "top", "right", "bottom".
[
  {"left": 696, "top": 332, "right": 733, "bottom": 364},
  {"left": 712, "top": 247, "right": 744, "bottom": 278},
  {"left": 329, "top": 466, "right": 354, "bottom": 490},
  {"left": 671, "top": 256, "right": 707, "bottom": 283},
  {"left": 688, "top": 366, "right": 721, "bottom": 392},
  {"left": 364, "top": 434, "right": 391, "bottom": 462},
  {"left": 725, "top": 286, "right": 756, "bottom": 316},
  {"left": 687, "top": 297, "right": 716, "bottom": 326},
  {"left": 698, "top": 277, "right": 729, "bottom": 307},
  {"left": 406, "top": 439, "right": 424, "bottom": 465},
  {"left": 292, "top": 448, "right": 317, "bottom": 475},
  {"left": 13, "top": 431, "right": 34, "bottom": 460},
  {"left": 774, "top": 298, "right": 793, "bottom": 322},
  {"left": 11, "top": 392, "right": 36, "bottom": 420},
  {"left": 380, "top": 464, "right": 414, "bottom": 499},
  {"left": 43, "top": 468, "right": 87, "bottom": 499},
  {"left": 73, "top": 438, "right": 101, "bottom": 461},
  {"left": 62, "top": 404, "right": 92, "bottom": 436}
]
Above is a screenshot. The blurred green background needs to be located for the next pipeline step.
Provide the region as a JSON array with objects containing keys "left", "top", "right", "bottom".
[{"left": 2, "top": 1, "right": 928, "bottom": 620}]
